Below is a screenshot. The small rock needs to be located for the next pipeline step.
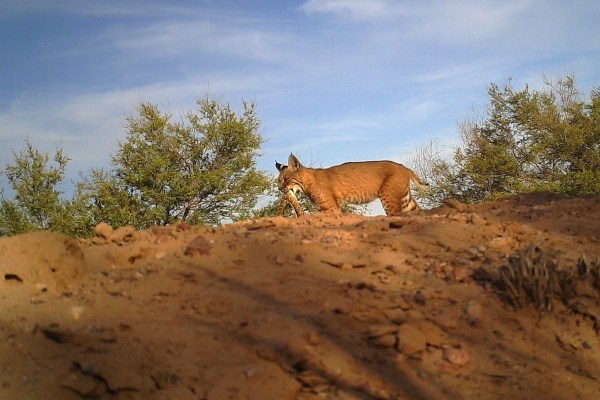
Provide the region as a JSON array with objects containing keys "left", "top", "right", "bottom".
[
  {"left": 452, "top": 266, "right": 470, "bottom": 282},
  {"left": 184, "top": 235, "right": 212, "bottom": 256},
  {"left": 449, "top": 213, "right": 468, "bottom": 223},
  {"left": 395, "top": 353, "right": 408, "bottom": 364},
  {"left": 432, "top": 312, "right": 459, "bottom": 329},
  {"left": 362, "top": 384, "right": 391, "bottom": 400},
  {"left": 244, "top": 367, "right": 259, "bottom": 379},
  {"left": 175, "top": 221, "right": 191, "bottom": 232},
  {"left": 465, "top": 300, "right": 483, "bottom": 324},
  {"left": 468, "top": 213, "right": 487, "bottom": 225},
  {"left": 70, "top": 306, "right": 84, "bottom": 320},
  {"left": 94, "top": 222, "right": 113, "bottom": 239},
  {"left": 488, "top": 236, "right": 514, "bottom": 254},
  {"left": 111, "top": 225, "right": 136, "bottom": 242},
  {"left": 376, "top": 273, "right": 391, "bottom": 284},
  {"left": 383, "top": 308, "right": 407, "bottom": 324},
  {"left": 374, "top": 333, "right": 397, "bottom": 348},
  {"left": 445, "top": 199, "right": 468, "bottom": 212},
  {"left": 443, "top": 347, "right": 470, "bottom": 366},
  {"left": 414, "top": 292, "right": 427, "bottom": 305},
  {"left": 91, "top": 236, "right": 106, "bottom": 245},
  {"left": 256, "top": 346, "right": 279, "bottom": 361},
  {"left": 413, "top": 320, "right": 449, "bottom": 346},
  {"left": 385, "top": 264, "right": 404, "bottom": 274},
  {"left": 389, "top": 221, "right": 403, "bottom": 229},
  {"left": 465, "top": 246, "right": 480, "bottom": 257},
  {"left": 297, "top": 371, "right": 329, "bottom": 388},
  {"left": 311, "top": 384, "right": 331, "bottom": 394},
  {"left": 396, "top": 323, "right": 427, "bottom": 355},
  {"left": 306, "top": 331, "right": 320, "bottom": 345},
  {"left": 367, "top": 324, "right": 399, "bottom": 338}
]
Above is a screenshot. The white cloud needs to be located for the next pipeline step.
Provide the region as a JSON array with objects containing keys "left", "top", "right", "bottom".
[
  {"left": 105, "top": 19, "right": 290, "bottom": 63},
  {"left": 413, "top": 0, "right": 535, "bottom": 42},
  {"left": 2, "top": 0, "right": 599, "bottom": 197},
  {"left": 300, "top": 0, "right": 537, "bottom": 46},
  {"left": 0, "top": 72, "right": 271, "bottom": 182},
  {"left": 300, "top": 0, "right": 404, "bottom": 21}
]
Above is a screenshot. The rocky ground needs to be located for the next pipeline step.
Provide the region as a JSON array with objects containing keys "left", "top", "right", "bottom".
[{"left": 1, "top": 192, "right": 600, "bottom": 399}]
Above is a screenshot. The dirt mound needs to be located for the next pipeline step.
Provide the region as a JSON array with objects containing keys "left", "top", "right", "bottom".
[
  {"left": 0, "top": 231, "right": 86, "bottom": 292},
  {"left": 0, "top": 193, "right": 599, "bottom": 399}
]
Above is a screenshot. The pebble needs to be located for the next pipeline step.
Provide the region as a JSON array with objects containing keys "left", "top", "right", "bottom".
[
  {"left": 383, "top": 308, "right": 407, "bottom": 324},
  {"left": 184, "top": 235, "right": 212, "bottom": 256},
  {"left": 487, "top": 236, "right": 514, "bottom": 254},
  {"left": 449, "top": 213, "right": 468, "bottom": 223},
  {"left": 432, "top": 312, "right": 459, "bottom": 329},
  {"left": 443, "top": 347, "right": 471, "bottom": 366},
  {"left": 297, "top": 371, "right": 329, "bottom": 388},
  {"left": 466, "top": 246, "right": 480, "bottom": 257},
  {"left": 368, "top": 324, "right": 399, "bottom": 338},
  {"left": 468, "top": 213, "right": 487, "bottom": 225},
  {"left": 396, "top": 323, "right": 427, "bottom": 355},
  {"left": 111, "top": 225, "right": 136, "bottom": 243},
  {"left": 465, "top": 300, "right": 483, "bottom": 324},
  {"left": 175, "top": 221, "right": 192, "bottom": 232},
  {"left": 445, "top": 199, "right": 468, "bottom": 212},
  {"left": 413, "top": 320, "right": 449, "bottom": 346},
  {"left": 375, "top": 333, "right": 397, "bottom": 348},
  {"left": 94, "top": 222, "right": 113, "bottom": 239},
  {"left": 70, "top": 306, "right": 84, "bottom": 320},
  {"left": 452, "top": 266, "right": 470, "bottom": 282},
  {"left": 306, "top": 331, "right": 320, "bottom": 345}
]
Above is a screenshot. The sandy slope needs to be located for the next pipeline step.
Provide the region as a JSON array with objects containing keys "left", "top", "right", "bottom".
[{"left": 1, "top": 192, "right": 599, "bottom": 399}]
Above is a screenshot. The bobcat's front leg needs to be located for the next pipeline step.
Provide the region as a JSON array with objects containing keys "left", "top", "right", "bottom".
[{"left": 308, "top": 187, "right": 341, "bottom": 214}]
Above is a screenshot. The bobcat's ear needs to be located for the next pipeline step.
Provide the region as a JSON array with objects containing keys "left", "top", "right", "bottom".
[
  {"left": 275, "top": 161, "right": 287, "bottom": 171},
  {"left": 288, "top": 153, "right": 302, "bottom": 171}
]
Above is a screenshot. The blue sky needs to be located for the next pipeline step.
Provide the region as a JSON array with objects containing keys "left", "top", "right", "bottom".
[{"left": 2, "top": 0, "right": 600, "bottom": 211}]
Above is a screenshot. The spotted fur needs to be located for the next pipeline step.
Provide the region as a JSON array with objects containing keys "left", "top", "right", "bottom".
[{"left": 275, "top": 154, "right": 427, "bottom": 215}]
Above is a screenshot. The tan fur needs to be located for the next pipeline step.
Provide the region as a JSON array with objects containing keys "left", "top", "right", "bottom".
[{"left": 275, "top": 154, "right": 428, "bottom": 216}]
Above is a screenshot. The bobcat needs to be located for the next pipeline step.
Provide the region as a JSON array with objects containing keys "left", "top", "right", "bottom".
[{"left": 275, "top": 153, "right": 428, "bottom": 215}]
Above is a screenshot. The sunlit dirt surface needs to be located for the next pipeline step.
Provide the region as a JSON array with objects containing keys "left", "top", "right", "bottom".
[{"left": 1, "top": 193, "right": 599, "bottom": 399}]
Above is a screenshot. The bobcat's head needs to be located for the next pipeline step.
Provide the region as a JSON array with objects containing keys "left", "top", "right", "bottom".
[{"left": 275, "top": 154, "right": 305, "bottom": 195}]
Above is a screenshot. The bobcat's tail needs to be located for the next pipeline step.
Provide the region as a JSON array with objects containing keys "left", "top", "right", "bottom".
[{"left": 409, "top": 170, "right": 429, "bottom": 191}]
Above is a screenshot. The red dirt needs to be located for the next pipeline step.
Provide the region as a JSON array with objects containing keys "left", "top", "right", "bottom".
[{"left": 1, "top": 192, "right": 599, "bottom": 399}]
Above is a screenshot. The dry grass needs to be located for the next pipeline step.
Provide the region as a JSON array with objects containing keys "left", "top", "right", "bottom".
[{"left": 496, "top": 244, "right": 600, "bottom": 312}]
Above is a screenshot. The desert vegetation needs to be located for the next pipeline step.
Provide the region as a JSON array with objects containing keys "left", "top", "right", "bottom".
[{"left": 1, "top": 75, "right": 598, "bottom": 236}]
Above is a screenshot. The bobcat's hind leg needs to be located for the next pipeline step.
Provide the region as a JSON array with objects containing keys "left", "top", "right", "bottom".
[
  {"left": 379, "top": 179, "right": 420, "bottom": 216},
  {"left": 379, "top": 180, "right": 404, "bottom": 216},
  {"left": 400, "top": 191, "right": 421, "bottom": 212},
  {"left": 380, "top": 198, "right": 403, "bottom": 216}
]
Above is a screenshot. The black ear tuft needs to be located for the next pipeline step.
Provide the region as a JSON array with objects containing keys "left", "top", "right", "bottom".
[{"left": 275, "top": 161, "right": 287, "bottom": 171}]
